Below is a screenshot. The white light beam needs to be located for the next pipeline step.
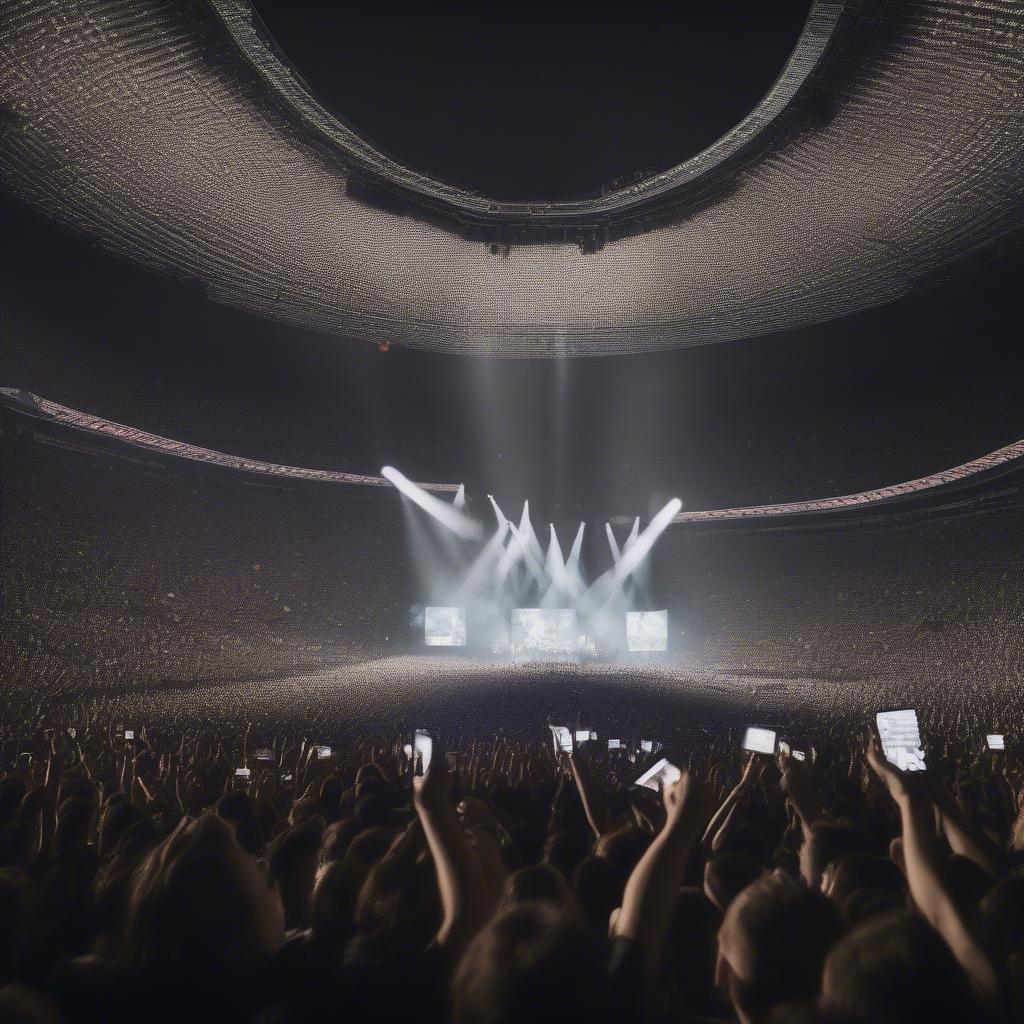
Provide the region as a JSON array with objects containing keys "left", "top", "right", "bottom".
[{"left": 382, "top": 466, "right": 482, "bottom": 540}]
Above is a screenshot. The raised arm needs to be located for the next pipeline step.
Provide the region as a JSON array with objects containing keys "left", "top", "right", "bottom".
[
  {"left": 569, "top": 750, "right": 615, "bottom": 838},
  {"left": 614, "top": 773, "right": 716, "bottom": 977},
  {"left": 867, "top": 738, "right": 999, "bottom": 1009},
  {"left": 779, "top": 754, "right": 825, "bottom": 887},
  {"left": 702, "top": 755, "right": 761, "bottom": 853},
  {"left": 413, "top": 740, "right": 498, "bottom": 955},
  {"left": 929, "top": 778, "right": 1002, "bottom": 878}
]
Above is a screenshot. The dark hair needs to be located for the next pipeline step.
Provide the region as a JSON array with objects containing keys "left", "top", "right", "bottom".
[
  {"left": 572, "top": 855, "right": 620, "bottom": 934},
  {"left": 595, "top": 825, "right": 651, "bottom": 889},
  {"left": 541, "top": 829, "right": 591, "bottom": 881},
  {"left": 809, "top": 821, "right": 870, "bottom": 886},
  {"left": 705, "top": 853, "right": 765, "bottom": 912},
  {"left": 321, "top": 817, "right": 362, "bottom": 864},
  {"left": 216, "top": 790, "right": 264, "bottom": 857},
  {"left": 268, "top": 819, "right": 323, "bottom": 930},
  {"left": 822, "top": 911, "right": 982, "bottom": 1024},
  {"left": 502, "top": 864, "right": 571, "bottom": 909},
  {"left": 120, "top": 814, "right": 278, "bottom": 969},
  {"left": 828, "top": 853, "right": 905, "bottom": 910},
  {"left": 310, "top": 858, "right": 366, "bottom": 950},
  {"left": 722, "top": 873, "right": 843, "bottom": 1020},
  {"left": 452, "top": 904, "right": 611, "bottom": 1024},
  {"left": 346, "top": 826, "right": 397, "bottom": 870},
  {"left": 354, "top": 821, "right": 439, "bottom": 955},
  {"left": 661, "top": 887, "right": 723, "bottom": 1018}
]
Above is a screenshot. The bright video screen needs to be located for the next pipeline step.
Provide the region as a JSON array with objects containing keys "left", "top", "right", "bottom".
[
  {"left": 510, "top": 608, "right": 578, "bottom": 657},
  {"left": 626, "top": 610, "right": 668, "bottom": 652},
  {"left": 424, "top": 606, "right": 467, "bottom": 647}
]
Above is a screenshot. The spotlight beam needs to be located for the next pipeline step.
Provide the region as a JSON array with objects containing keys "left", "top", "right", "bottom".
[
  {"left": 508, "top": 521, "right": 549, "bottom": 587},
  {"left": 613, "top": 499, "right": 682, "bottom": 583},
  {"left": 381, "top": 466, "right": 482, "bottom": 540},
  {"left": 568, "top": 522, "right": 585, "bottom": 566},
  {"left": 606, "top": 523, "right": 622, "bottom": 563},
  {"left": 487, "top": 494, "right": 507, "bottom": 526}
]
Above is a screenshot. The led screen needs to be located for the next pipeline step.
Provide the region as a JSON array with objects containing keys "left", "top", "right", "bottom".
[
  {"left": 510, "top": 608, "right": 578, "bottom": 657},
  {"left": 626, "top": 610, "right": 668, "bottom": 652},
  {"left": 424, "top": 606, "right": 467, "bottom": 647}
]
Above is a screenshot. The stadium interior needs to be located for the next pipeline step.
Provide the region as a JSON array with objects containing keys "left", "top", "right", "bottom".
[{"left": 1, "top": 2, "right": 1024, "bottom": 1022}]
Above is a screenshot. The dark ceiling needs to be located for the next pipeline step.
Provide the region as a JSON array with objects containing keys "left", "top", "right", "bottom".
[
  {"left": 251, "top": 0, "right": 811, "bottom": 201},
  {"left": 3, "top": 195, "right": 1024, "bottom": 524},
  {"left": 2, "top": 1, "right": 1023, "bottom": 521}
]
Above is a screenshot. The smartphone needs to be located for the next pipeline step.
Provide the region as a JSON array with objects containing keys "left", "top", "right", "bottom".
[
  {"left": 414, "top": 729, "right": 433, "bottom": 776},
  {"left": 315, "top": 745, "right": 332, "bottom": 760},
  {"left": 792, "top": 750, "right": 807, "bottom": 762},
  {"left": 986, "top": 734, "right": 1005, "bottom": 751},
  {"left": 575, "top": 729, "right": 591, "bottom": 744},
  {"left": 742, "top": 727, "right": 776, "bottom": 755},
  {"left": 608, "top": 738, "right": 621, "bottom": 750},
  {"left": 875, "top": 709, "right": 927, "bottom": 772},
  {"left": 124, "top": 730, "right": 135, "bottom": 741},
  {"left": 255, "top": 748, "right": 274, "bottom": 762},
  {"left": 640, "top": 739, "right": 656, "bottom": 754},
  {"left": 234, "top": 767, "right": 251, "bottom": 788},
  {"left": 549, "top": 725, "right": 573, "bottom": 755},
  {"left": 403, "top": 742, "right": 413, "bottom": 759},
  {"left": 589, "top": 731, "right": 598, "bottom": 741},
  {"left": 634, "top": 757, "right": 682, "bottom": 791}
]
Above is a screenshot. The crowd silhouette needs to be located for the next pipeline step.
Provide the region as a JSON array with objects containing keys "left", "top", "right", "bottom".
[{"left": 0, "top": 713, "right": 1022, "bottom": 1023}]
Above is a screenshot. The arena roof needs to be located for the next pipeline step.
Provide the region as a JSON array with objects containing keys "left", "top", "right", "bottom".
[{"left": 0, "top": 1, "right": 1023, "bottom": 356}]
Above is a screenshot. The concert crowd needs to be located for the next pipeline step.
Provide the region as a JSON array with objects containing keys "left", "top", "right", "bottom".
[{"left": 0, "top": 713, "right": 1022, "bottom": 1024}]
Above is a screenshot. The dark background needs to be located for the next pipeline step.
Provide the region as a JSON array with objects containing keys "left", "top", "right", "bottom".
[{"left": 3, "top": 0, "right": 1023, "bottom": 527}]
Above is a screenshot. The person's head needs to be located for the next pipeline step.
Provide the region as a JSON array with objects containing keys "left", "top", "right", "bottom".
[
  {"left": 452, "top": 904, "right": 611, "bottom": 1024},
  {"left": 216, "top": 790, "right": 264, "bottom": 857},
  {"left": 98, "top": 801, "right": 143, "bottom": 859},
  {"left": 321, "top": 817, "right": 361, "bottom": 865},
  {"left": 825, "top": 853, "right": 905, "bottom": 911},
  {"left": 572, "top": 855, "right": 620, "bottom": 934},
  {"left": 268, "top": 819, "right": 323, "bottom": 930},
  {"left": 661, "top": 887, "right": 723, "bottom": 1018},
  {"left": 53, "top": 796, "right": 95, "bottom": 861},
  {"left": 980, "top": 873, "right": 1024, "bottom": 1013},
  {"left": 354, "top": 794, "right": 393, "bottom": 830},
  {"left": 319, "top": 776, "right": 343, "bottom": 811},
  {"left": 310, "top": 858, "right": 366, "bottom": 950},
  {"left": 0, "top": 779, "right": 26, "bottom": 827},
  {"left": 705, "top": 853, "right": 765, "bottom": 914},
  {"left": 594, "top": 825, "right": 651, "bottom": 892},
  {"left": 821, "top": 911, "right": 981, "bottom": 1024},
  {"left": 345, "top": 826, "right": 396, "bottom": 870},
  {"left": 502, "top": 865, "right": 571, "bottom": 910},
  {"left": 542, "top": 829, "right": 591, "bottom": 881},
  {"left": 807, "top": 821, "right": 870, "bottom": 893},
  {"left": 717, "top": 872, "right": 843, "bottom": 1024},
  {"left": 121, "top": 812, "right": 284, "bottom": 970},
  {"left": 354, "top": 822, "right": 439, "bottom": 955}
]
